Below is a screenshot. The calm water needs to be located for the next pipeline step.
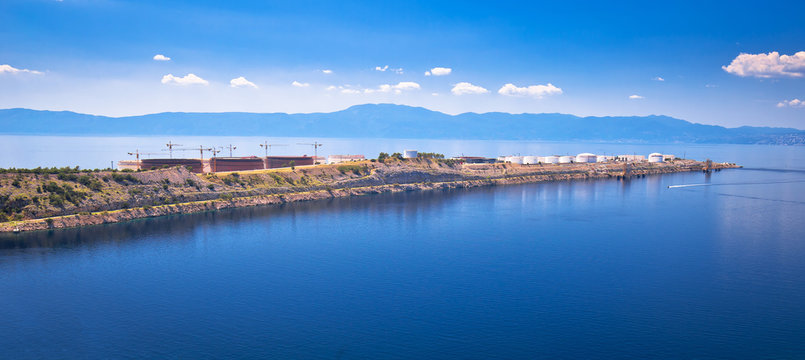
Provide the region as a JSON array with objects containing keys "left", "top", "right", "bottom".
[{"left": 1, "top": 140, "right": 805, "bottom": 358}]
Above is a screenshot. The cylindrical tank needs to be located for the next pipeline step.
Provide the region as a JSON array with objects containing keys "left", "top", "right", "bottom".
[
  {"left": 575, "top": 153, "right": 597, "bottom": 163},
  {"left": 523, "top": 156, "right": 539, "bottom": 165},
  {"left": 596, "top": 156, "right": 609, "bottom": 163},
  {"left": 559, "top": 155, "right": 574, "bottom": 164},
  {"left": 496, "top": 156, "right": 506, "bottom": 162},
  {"left": 542, "top": 156, "right": 559, "bottom": 164},
  {"left": 403, "top": 150, "right": 418, "bottom": 159},
  {"left": 505, "top": 156, "right": 524, "bottom": 164},
  {"left": 648, "top": 152, "right": 664, "bottom": 163}
]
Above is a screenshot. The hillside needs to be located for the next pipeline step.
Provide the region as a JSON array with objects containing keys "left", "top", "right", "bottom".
[{"left": 1, "top": 104, "right": 803, "bottom": 144}]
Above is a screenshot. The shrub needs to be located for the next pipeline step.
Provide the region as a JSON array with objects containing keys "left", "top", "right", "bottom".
[
  {"left": 207, "top": 184, "right": 215, "bottom": 191},
  {"left": 219, "top": 193, "right": 234, "bottom": 201},
  {"left": 186, "top": 179, "right": 197, "bottom": 187},
  {"left": 337, "top": 164, "right": 364, "bottom": 176},
  {"left": 11, "top": 179, "right": 21, "bottom": 188},
  {"left": 377, "top": 152, "right": 389, "bottom": 162}
]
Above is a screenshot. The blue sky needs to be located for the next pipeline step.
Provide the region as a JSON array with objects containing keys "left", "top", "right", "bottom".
[{"left": 1, "top": 0, "right": 804, "bottom": 128}]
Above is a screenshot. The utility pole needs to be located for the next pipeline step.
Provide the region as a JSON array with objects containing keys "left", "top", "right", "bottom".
[
  {"left": 225, "top": 144, "right": 237, "bottom": 157},
  {"left": 165, "top": 141, "right": 183, "bottom": 158}
]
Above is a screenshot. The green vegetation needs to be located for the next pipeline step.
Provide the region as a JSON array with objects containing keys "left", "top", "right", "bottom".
[
  {"left": 377, "top": 152, "right": 389, "bottom": 162},
  {"left": 336, "top": 164, "right": 368, "bottom": 176},
  {"left": 417, "top": 152, "right": 445, "bottom": 159}
]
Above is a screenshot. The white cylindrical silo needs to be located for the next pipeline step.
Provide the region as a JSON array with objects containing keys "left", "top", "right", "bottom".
[
  {"left": 559, "top": 155, "right": 574, "bottom": 164},
  {"left": 543, "top": 156, "right": 559, "bottom": 164},
  {"left": 403, "top": 150, "right": 418, "bottom": 159},
  {"left": 505, "top": 156, "right": 524, "bottom": 164},
  {"left": 648, "top": 152, "right": 664, "bottom": 163},
  {"left": 523, "top": 156, "right": 539, "bottom": 165},
  {"left": 576, "top": 153, "right": 597, "bottom": 163},
  {"left": 596, "top": 156, "right": 609, "bottom": 163}
]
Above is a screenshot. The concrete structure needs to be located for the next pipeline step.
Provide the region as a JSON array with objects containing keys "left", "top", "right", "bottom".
[
  {"left": 559, "top": 155, "right": 574, "bottom": 164},
  {"left": 403, "top": 150, "right": 418, "bottom": 159},
  {"left": 264, "top": 156, "right": 314, "bottom": 169},
  {"left": 663, "top": 154, "right": 676, "bottom": 161},
  {"left": 575, "top": 153, "right": 597, "bottom": 163},
  {"left": 541, "top": 156, "right": 560, "bottom": 164},
  {"left": 207, "top": 157, "right": 265, "bottom": 173},
  {"left": 327, "top": 154, "right": 366, "bottom": 164},
  {"left": 496, "top": 156, "right": 506, "bottom": 162},
  {"left": 523, "top": 156, "right": 539, "bottom": 165},
  {"left": 117, "top": 160, "right": 141, "bottom": 171},
  {"left": 596, "top": 155, "right": 615, "bottom": 163},
  {"left": 617, "top": 155, "right": 646, "bottom": 162},
  {"left": 648, "top": 153, "right": 664, "bottom": 163}
]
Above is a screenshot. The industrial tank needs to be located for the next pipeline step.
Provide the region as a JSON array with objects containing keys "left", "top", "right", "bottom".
[
  {"left": 648, "top": 152, "right": 664, "bottom": 163},
  {"left": 542, "top": 156, "right": 559, "bottom": 164},
  {"left": 596, "top": 156, "right": 609, "bottom": 163},
  {"left": 523, "top": 156, "right": 539, "bottom": 165},
  {"left": 505, "top": 156, "right": 524, "bottom": 164},
  {"left": 403, "top": 150, "right": 418, "bottom": 159},
  {"left": 559, "top": 155, "right": 574, "bottom": 164},
  {"left": 575, "top": 153, "right": 597, "bottom": 163}
]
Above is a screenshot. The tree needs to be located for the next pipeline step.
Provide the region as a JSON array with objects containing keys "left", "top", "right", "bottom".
[{"left": 377, "top": 152, "right": 389, "bottom": 162}]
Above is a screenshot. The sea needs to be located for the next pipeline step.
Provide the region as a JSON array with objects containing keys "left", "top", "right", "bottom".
[{"left": 1, "top": 136, "right": 804, "bottom": 359}]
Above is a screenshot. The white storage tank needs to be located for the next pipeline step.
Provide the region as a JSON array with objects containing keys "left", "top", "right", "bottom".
[
  {"left": 596, "top": 156, "right": 609, "bottom": 163},
  {"left": 559, "top": 155, "right": 574, "bottom": 164},
  {"left": 575, "top": 153, "right": 597, "bottom": 163},
  {"left": 403, "top": 150, "right": 418, "bottom": 159},
  {"left": 523, "top": 156, "right": 539, "bottom": 165},
  {"left": 505, "top": 156, "right": 524, "bottom": 164},
  {"left": 648, "top": 152, "right": 664, "bottom": 163},
  {"left": 542, "top": 156, "right": 559, "bottom": 164}
]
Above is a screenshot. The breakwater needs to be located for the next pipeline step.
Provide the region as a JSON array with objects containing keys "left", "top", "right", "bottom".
[{"left": 0, "top": 159, "right": 739, "bottom": 232}]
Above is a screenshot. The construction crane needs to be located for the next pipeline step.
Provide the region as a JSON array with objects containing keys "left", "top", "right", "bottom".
[
  {"left": 224, "top": 144, "right": 237, "bottom": 157},
  {"left": 164, "top": 141, "right": 183, "bottom": 158},
  {"left": 127, "top": 149, "right": 162, "bottom": 160},
  {"left": 297, "top": 141, "right": 323, "bottom": 162},
  {"left": 259, "top": 141, "right": 287, "bottom": 156},
  {"left": 211, "top": 147, "right": 222, "bottom": 158},
  {"left": 172, "top": 145, "right": 214, "bottom": 159}
]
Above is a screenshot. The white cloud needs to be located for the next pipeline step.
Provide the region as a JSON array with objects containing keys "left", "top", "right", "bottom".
[
  {"left": 451, "top": 82, "right": 488, "bottom": 95},
  {"left": 325, "top": 85, "right": 337, "bottom": 91},
  {"left": 161, "top": 73, "right": 209, "bottom": 86},
  {"left": 292, "top": 81, "right": 310, "bottom": 87},
  {"left": 777, "top": 99, "right": 804, "bottom": 108},
  {"left": 653, "top": 76, "right": 665, "bottom": 81},
  {"left": 722, "top": 51, "right": 805, "bottom": 78},
  {"left": 230, "top": 76, "right": 258, "bottom": 88},
  {"left": 365, "top": 81, "right": 421, "bottom": 94},
  {"left": 340, "top": 88, "right": 361, "bottom": 94},
  {"left": 498, "top": 83, "right": 562, "bottom": 98},
  {"left": 425, "top": 67, "right": 452, "bottom": 76},
  {"left": 431, "top": 93, "right": 439, "bottom": 96},
  {"left": 375, "top": 65, "right": 403, "bottom": 74},
  {"left": 628, "top": 94, "right": 644, "bottom": 99},
  {"left": 153, "top": 54, "right": 171, "bottom": 61},
  {"left": 0, "top": 64, "right": 43, "bottom": 75},
  {"left": 322, "top": 69, "right": 333, "bottom": 74},
  {"left": 705, "top": 84, "right": 718, "bottom": 88}
]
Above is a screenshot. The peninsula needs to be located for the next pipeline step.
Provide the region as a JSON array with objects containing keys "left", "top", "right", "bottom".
[{"left": 0, "top": 157, "right": 738, "bottom": 233}]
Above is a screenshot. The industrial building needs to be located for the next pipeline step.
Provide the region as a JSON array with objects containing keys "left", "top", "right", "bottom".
[
  {"left": 616, "top": 155, "right": 646, "bottom": 162},
  {"left": 403, "top": 150, "right": 418, "bottom": 159},
  {"left": 327, "top": 154, "right": 366, "bottom": 164},
  {"left": 453, "top": 156, "right": 496, "bottom": 164},
  {"left": 118, "top": 155, "right": 314, "bottom": 173}
]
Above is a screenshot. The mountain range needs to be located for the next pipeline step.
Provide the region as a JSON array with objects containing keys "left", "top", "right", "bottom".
[{"left": 1, "top": 104, "right": 803, "bottom": 144}]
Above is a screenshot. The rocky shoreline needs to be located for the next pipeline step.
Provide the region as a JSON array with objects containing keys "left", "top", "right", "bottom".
[{"left": 0, "top": 159, "right": 739, "bottom": 233}]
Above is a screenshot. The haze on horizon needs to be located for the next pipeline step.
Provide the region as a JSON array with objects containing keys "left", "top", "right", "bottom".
[{"left": 1, "top": 0, "right": 804, "bottom": 128}]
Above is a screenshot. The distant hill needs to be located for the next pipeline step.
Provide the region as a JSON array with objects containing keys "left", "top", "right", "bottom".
[{"left": 1, "top": 104, "right": 803, "bottom": 144}]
